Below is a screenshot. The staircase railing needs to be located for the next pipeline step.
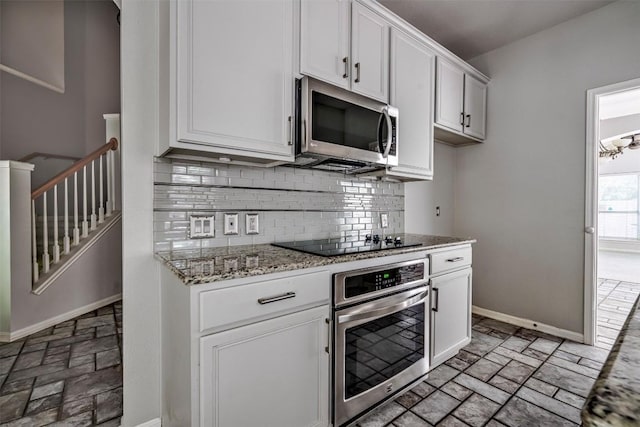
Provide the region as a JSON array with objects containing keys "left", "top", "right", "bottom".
[{"left": 31, "top": 138, "right": 119, "bottom": 283}]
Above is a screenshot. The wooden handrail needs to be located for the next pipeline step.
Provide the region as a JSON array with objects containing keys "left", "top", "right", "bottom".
[
  {"left": 19, "top": 152, "right": 81, "bottom": 163},
  {"left": 32, "top": 138, "right": 119, "bottom": 199}
]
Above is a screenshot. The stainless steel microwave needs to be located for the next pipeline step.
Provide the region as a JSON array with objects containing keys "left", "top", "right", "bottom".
[{"left": 294, "top": 77, "right": 398, "bottom": 174}]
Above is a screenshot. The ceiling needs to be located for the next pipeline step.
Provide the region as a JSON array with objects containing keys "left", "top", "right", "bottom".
[{"left": 379, "top": 0, "right": 616, "bottom": 60}]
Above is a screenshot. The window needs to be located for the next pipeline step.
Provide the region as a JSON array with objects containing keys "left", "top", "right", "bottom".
[{"left": 599, "top": 173, "right": 640, "bottom": 240}]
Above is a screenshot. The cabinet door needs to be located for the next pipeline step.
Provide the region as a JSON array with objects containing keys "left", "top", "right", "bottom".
[
  {"left": 200, "top": 306, "right": 329, "bottom": 427},
  {"left": 431, "top": 268, "right": 472, "bottom": 368},
  {"left": 435, "top": 58, "right": 464, "bottom": 133},
  {"left": 176, "top": 0, "right": 294, "bottom": 158},
  {"left": 388, "top": 28, "right": 435, "bottom": 180},
  {"left": 351, "top": 2, "right": 389, "bottom": 102},
  {"left": 463, "top": 75, "right": 487, "bottom": 140},
  {"left": 300, "top": 0, "right": 350, "bottom": 89}
]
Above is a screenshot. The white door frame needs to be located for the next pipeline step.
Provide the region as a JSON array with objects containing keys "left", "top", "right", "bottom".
[{"left": 584, "top": 77, "right": 640, "bottom": 345}]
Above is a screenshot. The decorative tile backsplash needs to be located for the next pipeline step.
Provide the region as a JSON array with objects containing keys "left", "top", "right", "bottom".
[{"left": 153, "top": 157, "right": 404, "bottom": 251}]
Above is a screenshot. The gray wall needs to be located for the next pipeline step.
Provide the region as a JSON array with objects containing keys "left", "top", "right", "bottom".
[
  {"left": 405, "top": 143, "right": 456, "bottom": 236},
  {"left": 455, "top": 0, "right": 640, "bottom": 334},
  {"left": 0, "top": 0, "right": 120, "bottom": 161},
  {"left": 11, "top": 220, "right": 122, "bottom": 331}
]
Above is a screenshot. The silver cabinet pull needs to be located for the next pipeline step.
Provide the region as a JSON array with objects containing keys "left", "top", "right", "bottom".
[
  {"left": 446, "top": 257, "right": 464, "bottom": 263},
  {"left": 460, "top": 112, "right": 465, "bottom": 126},
  {"left": 354, "top": 62, "right": 361, "bottom": 83},
  {"left": 287, "top": 116, "right": 293, "bottom": 146},
  {"left": 465, "top": 114, "right": 471, "bottom": 128},
  {"left": 257, "top": 291, "right": 296, "bottom": 305},
  {"left": 325, "top": 318, "right": 331, "bottom": 354},
  {"left": 343, "top": 57, "right": 349, "bottom": 79},
  {"left": 432, "top": 287, "right": 439, "bottom": 312}
]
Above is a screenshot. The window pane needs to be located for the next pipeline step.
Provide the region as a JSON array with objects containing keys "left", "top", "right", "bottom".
[{"left": 598, "top": 174, "right": 639, "bottom": 240}]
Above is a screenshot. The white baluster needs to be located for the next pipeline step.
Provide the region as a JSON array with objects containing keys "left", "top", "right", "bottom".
[
  {"left": 110, "top": 149, "right": 116, "bottom": 213},
  {"left": 99, "top": 154, "right": 105, "bottom": 224},
  {"left": 32, "top": 201, "right": 39, "bottom": 282},
  {"left": 73, "top": 172, "right": 80, "bottom": 245},
  {"left": 52, "top": 185, "right": 60, "bottom": 263},
  {"left": 42, "top": 192, "right": 50, "bottom": 273},
  {"left": 82, "top": 166, "right": 88, "bottom": 238},
  {"left": 63, "top": 178, "right": 70, "bottom": 254},
  {"left": 106, "top": 150, "right": 112, "bottom": 216},
  {"left": 90, "top": 160, "right": 97, "bottom": 231}
]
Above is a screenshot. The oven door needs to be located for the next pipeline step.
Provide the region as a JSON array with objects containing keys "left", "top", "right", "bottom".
[
  {"left": 334, "top": 286, "right": 429, "bottom": 427},
  {"left": 301, "top": 77, "right": 398, "bottom": 167}
]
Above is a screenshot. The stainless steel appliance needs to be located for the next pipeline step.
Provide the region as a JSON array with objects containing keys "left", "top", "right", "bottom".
[
  {"left": 272, "top": 234, "right": 422, "bottom": 257},
  {"left": 294, "top": 76, "right": 399, "bottom": 173},
  {"left": 332, "top": 259, "right": 430, "bottom": 426}
]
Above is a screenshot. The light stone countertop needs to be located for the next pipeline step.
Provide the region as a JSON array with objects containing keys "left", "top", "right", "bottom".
[
  {"left": 156, "top": 234, "right": 475, "bottom": 285},
  {"left": 582, "top": 294, "right": 640, "bottom": 426}
]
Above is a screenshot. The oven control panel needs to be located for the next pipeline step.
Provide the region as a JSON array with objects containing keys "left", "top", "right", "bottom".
[{"left": 343, "top": 261, "right": 425, "bottom": 299}]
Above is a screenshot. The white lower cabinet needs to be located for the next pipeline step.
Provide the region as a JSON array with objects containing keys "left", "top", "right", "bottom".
[
  {"left": 430, "top": 267, "right": 472, "bottom": 368},
  {"left": 200, "top": 305, "right": 330, "bottom": 427}
]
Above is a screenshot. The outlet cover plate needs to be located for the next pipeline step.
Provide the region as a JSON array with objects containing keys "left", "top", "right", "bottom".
[
  {"left": 189, "top": 215, "right": 215, "bottom": 238},
  {"left": 380, "top": 213, "right": 389, "bottom": 228},
  {"left": 246, "top": 213, "right": 259, "bottom": 235},
  {"left": 224, "top": 213, "right": 239, "bottom": 235}
]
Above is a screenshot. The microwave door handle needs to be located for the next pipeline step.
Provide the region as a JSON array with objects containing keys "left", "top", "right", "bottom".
[{"left": 377, "top": 107, "right": 393, "bottom": 159}]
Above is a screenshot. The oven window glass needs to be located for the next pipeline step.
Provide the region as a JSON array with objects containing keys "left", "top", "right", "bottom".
[
  {"left": 344, "top": 303, "right": 425, "bottom": 400},
  {"left": 312, "top": 91, "right": 382, "bottom": 152}
]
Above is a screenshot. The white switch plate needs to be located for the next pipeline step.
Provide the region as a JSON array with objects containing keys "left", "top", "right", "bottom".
[
  {"left": 189, "top": 215, "right": 215, "bottom": 238},
  {"left": 246, "top": 213, "right": 259, "bottom": 234},
  {"left": 224, "top": 213, "right": 239, "bottom": 235},
  {"left": 380, "top": 213, "right": 389, "bottom": 228}
]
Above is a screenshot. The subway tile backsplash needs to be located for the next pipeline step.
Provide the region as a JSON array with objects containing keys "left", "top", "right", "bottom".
[{"left": 153, "top": 157, "right": 404, "bottom": 251}]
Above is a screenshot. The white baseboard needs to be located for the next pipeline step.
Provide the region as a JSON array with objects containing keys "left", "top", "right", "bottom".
[
  {"left": 0, "top": 294, "right": 122, "bottom": 342},
  {"left": 135, "top": 418, "right": 162, "bottom": 427},
  {"left": 472, "top": 305, "right": 584, "bottom": 343}
]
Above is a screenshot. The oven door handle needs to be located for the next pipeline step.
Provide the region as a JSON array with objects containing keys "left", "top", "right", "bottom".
[{"left": 337, "top": 290, "right": 428, "bottom": 324}]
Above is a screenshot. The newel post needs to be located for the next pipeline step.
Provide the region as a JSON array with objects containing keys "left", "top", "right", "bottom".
[
  {"left": 103, "top": 114, "right": 121, "bottom": 213},
  {"left": 0, "top": 161, "right": 35, "bottom": 341}
]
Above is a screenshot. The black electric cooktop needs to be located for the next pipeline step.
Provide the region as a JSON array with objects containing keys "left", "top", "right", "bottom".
[{"left": 272, "top": 234, "right": 423, "bottom": 257}]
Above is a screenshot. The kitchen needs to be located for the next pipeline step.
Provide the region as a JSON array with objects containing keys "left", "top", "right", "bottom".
[{"left": 120, "top": 1, "right": 640, "bottom": 427}]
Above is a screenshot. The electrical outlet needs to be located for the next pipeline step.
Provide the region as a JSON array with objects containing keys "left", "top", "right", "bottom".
[
  {"left": 436, "top": 206, "right": 440, "bottom": 217},
  {"left": 380, "top": 213, "right": 389, "bottom": 228},
  {"left": 246, "top": 213, "right": 259, "bottom": 234},
  {"left": 189, "top": 215, "right": 215, "bottom": 238},
  {"left": 224, "top": 213, "right": 239, "bottom": 235}
]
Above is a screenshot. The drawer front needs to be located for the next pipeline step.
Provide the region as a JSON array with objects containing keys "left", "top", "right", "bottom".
[
  {"left": 431, "top": 247, "right": 472, "bottom": 275},
  {"left": 200, "top": 271, "right": 330, "bottom": 332}
]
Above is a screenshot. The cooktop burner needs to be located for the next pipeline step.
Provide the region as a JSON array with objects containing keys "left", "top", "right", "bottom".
[{"left": 272, "top": 234, "right": 423, "bottom": 257}]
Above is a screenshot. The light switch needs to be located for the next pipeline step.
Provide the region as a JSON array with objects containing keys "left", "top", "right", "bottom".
[
  {"left": 224, "top": 213, "right": 239, "bottom": 235},
  {"left": 189, "top": 215, "right": 215, "bottom": 238}
]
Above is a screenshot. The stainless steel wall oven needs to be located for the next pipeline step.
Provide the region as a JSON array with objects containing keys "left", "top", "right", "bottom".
[{"left": 333, "top": 259, "right": 430, "bottom": 426}]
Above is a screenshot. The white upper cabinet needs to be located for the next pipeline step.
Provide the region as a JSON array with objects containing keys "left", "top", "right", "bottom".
[
  {"left": 435, "top": 58, "right": 465, "bottom": 133},
  {"left": 463, "top": 74, "right": 487, "bottom": 140},
  {"left": 435, "top": 57, "right": 488, "bottom": 144},
  {"left": 167, "top": 0, "right": 295, "bottom": 165},
  {"left": 385, "top": 28, "right": 436, "bottom": 180},
  {"left": 299, "top": 0, "right": 350, "bottom": 89},
  {"left": 350, "top": 2, "right": 389, "bottom": 102},
  {"left": 299, "top": 0, "right": 389, "bottom": 103}
]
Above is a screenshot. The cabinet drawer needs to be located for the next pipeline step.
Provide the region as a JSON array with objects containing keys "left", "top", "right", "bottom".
[
  {"left": 199, "top": 271, "right": 330, "bottom": 332},
  {"left": 430, "top": 247, "right": 472, "bottom": 275}
]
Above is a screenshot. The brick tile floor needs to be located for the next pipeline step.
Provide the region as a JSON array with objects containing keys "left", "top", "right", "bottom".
[
  {"left": 596, "top": 278, "right": 640, "bottom": 350},
  {"left": 357, "top": 314, "right": 610, "bottom": 427},
  {"left": 0, "top": 301, "right": 122, "bottom": 426}
]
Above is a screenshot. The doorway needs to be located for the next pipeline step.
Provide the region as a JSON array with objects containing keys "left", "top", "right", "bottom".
[{"left": 584, "top": 78, "right": 640, "bottom": 348}]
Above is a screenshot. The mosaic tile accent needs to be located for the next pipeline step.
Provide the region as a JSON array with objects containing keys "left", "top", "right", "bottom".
[{"left": 153, "top": 157, "right": 405, "bottom": 251}]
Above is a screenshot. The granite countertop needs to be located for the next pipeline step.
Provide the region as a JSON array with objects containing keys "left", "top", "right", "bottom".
[
  {"left": 156, "top": 233, "right": 475, "bottom": 285},
  {"left": 582, "top": 294, "right": 640, "bottom": 426}
]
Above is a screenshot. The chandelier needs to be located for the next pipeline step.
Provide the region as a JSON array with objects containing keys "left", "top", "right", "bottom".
[{"left": 599, "top": 133, "right": 640, "bottom": 160}]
